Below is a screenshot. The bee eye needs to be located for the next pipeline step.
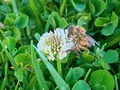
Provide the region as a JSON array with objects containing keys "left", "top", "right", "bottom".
[{"left": 76, "top": 28, "right": 79, "bottom": 31}]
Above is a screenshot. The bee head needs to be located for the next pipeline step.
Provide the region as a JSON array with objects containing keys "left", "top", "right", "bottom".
[
  {"left": 75, "top": 26, "right": 86, "bottom": 33},
  {"left": 68, "top": 25, "right": 74, "bottom": 37}
]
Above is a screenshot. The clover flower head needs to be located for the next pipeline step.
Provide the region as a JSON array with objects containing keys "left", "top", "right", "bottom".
[{"left": 37, "top": 28, "right": 74, "bottom": 61}]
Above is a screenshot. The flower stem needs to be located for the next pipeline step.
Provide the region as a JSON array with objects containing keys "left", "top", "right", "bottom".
[
  {"left": 84, "top": 69, "right": 91, "bottom": 81},
  {"left": 57, "top": 59, "right": 62, "bottom": 77}
]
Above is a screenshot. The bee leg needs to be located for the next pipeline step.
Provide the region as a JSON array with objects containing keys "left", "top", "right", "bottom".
[
  {"left": 75, "top": 51, "right": 80, "bottom": 55},
  {"left": 65, "top": 49, "right": 71, "bottom": 52},
  {"left": 77, "top": 49, "right": 82, "bottom": 54},
  {"left": 73, "top": 46, "right": 80, "bottom": 55},
  {"left": 87, "top": 43, "right": 92, "bottom": 48}
]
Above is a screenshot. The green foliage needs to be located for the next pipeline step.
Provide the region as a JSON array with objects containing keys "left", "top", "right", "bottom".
[
  {"left": 34, "top": 45, "right": 70, "bottom": 90},
  {"left": 4, "top": 13, "right": 29, "bottom": 28},
  {"left": 101, "top": 12, "right": 118, "bottom": 36},
  {"left": 15, "top": 65, "right": 24, "bottom": 82},
  {"left": 31, "top": 41, "right": 49, "bottom": 90},
  {"left": 90, "top": 70, "right": 114, "bottom": 90},
  {"left": 15, "top": 53, "right": 32, "bottom": 66},
  {"left": 72, "top": 80, "right": 91, "bottom": 90},
  {"left": 81, "top": 49, "right": 94, "bottom": 63},
  {"left": 0, "top": 0, "right": 120, "bottom": 89},
  {"left": 3, "top": 36, "right": 16, "bottom": 53},
  {"left": 71, "top": 0, "right": 86, "bottom": 12},
  {"left": 65, "top": 67, "right": 84, "bottom": 84},
  {"left": 103, "top": 50, "right": 118, "bottom": 63},
  {"left": 95, "top": 17, "right": 109, "bottom": 27}
]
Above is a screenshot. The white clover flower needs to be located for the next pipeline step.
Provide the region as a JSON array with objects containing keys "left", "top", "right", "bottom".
[{"left": 37, "top": 28, "right": 74, "bottom": 61}]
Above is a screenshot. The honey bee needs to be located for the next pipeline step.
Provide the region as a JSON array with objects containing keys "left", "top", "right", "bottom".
[{"left": 67, "top": 25, "right": 98, "bottom": 54}]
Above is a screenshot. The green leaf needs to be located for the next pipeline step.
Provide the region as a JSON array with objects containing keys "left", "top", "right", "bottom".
[
  {"left": 13, "top": 28, "right": 21, "bottom": 40},
  {"left": 14, "top": 65, "right": 23, "bottom": 82},
  {"left": 77, "top": 19, "right": 86, "bottom": 26},
  {"left": 101, "top": 24, "right": 114, "bottom": 36},
  {"left": 65, "top": 67, "right": 84, "bottom": 84},
  {"left": 95, "top": 17, "right": 109, "bottom": 27},
  {"left": 71, "top": 0, "right": 86, "bottom": 11},
  {"left": 0, "top": 40, "right": 18, "bottom": 71},
  {"left": 34, "top": 33, "right": 40, "bottom": 41},
  {"left": 59, "top": 18, "right": 68, "bottom": 29},
  {"left": 111, "top": 12, "right": 118, "bottom": 28},
  {"left": 55, "top": 0, "right": 60, "bottom": 3},
  {"left": 103, "top": 50, "right": 118, "bottom": 63},
  {"left": 49, "top": 16, "right": 56, "bottom": 29},
  {"left": 46, "top": 11, "right": 60, "bottom": 30},
  {"left": 5, "top": 31, "right": 11, "bottom": 37},
  {"left": 4, "top": 13, "right": 28, "bottom": 28},
  {"left": 90, "top": 70, "right": 114, "bottom": 90},
  {"left": 92, "top": 0, "right": 106, "bottom": 16},
  {"left": 9, "top": 27, "right": 21, "bottom": 40},
  {"left": 0, "top": 3, "right": 11, "bottom": 13},
  {"left": 34, "top": 45, "right": 70, "bottom": 90},
  {"left": 80, "top": 13, "right": 91, "bottom": 23},
  {"left": 15, "top": 13, "right": 29, "bottom": 28},
  {"left": 15, "top": 45, "right": 29, "bottom": 55},
  {"left": 51, "top": 11, "right": 60, "bottom": 25},
  {"left": 4, "top": 13, "right": 16, "bottom": 26},
  {"left": 88, "top": 0, "right": 95, "bottom": 14},
  {"left": 81, "top": 49, "right": 94, "bottom": 63},
  {"left": 3, "top": 36, "right": 16, "bottom": 53},
  {"left": 15, "top": 53, "right": 32, "bottom": 66},
  {"left": 72, "top": 80, "right": 91, "bottom": 90}
]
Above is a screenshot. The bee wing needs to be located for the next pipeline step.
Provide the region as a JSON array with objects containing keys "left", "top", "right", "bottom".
[{"left": 84, "top": 34, "right": 98, "bottom": 47}]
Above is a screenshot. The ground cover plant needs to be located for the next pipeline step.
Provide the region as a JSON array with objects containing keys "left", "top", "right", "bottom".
[{"left": 0, "top": 0, "right": 120, "bottom": 90}]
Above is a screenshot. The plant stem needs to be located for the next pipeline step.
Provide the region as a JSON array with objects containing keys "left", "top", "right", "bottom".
[
  {"left": 60, "top": 0, "right": 67, "bottom": 17},
  {"left": 84, "top": 69, "right": 91, "bottom": 81},
  {"left": 14, "top": 81, "right": 19, "bottom": 90},
  {"left": 114, "top": 75, "right": 119, "bottom": 90},
  {"left": 12, "top": 0, "right": 18, "bottom": 14},
  {"left": 57, "top": 59, "right": 62, "bottom": 77}
]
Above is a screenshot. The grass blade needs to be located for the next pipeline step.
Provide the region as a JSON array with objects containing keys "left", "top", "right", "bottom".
[
  {"left": 114, "top": 75, "right": 119, "bottom": 90},
  {"left": 60, "top": 0, "right": 67, "bottom": 17},
  {"left": 1, "top": 62, "right": 8, "bottom": 90},
  {"left": 25, "top": 75, "right": 37, "bottom": 90},
  {"left": 30, "top": 0, "right": 43, "bottom": 34},
  {"left": 0, "top": 40, "right": 18, "bottom": 71},
  {"left": 34, "top": 45, "right": 70, "bottom": 90},
  {"left": 104, "top": 31, "right": 120, "bottom": 49},
  {"left": 30, "top": 41, "right": 49, "bottom": 90}
]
